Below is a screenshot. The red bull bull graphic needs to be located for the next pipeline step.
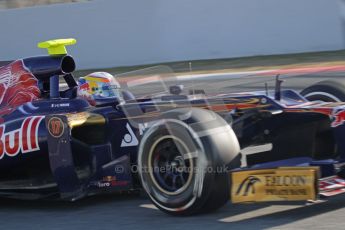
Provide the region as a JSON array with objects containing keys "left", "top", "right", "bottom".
[
  {"left": 285, "top": 105, "right": 345, "bottom": 128},
  {"left": 0, "top": 116, "right": 44, "bottom": 159},
  {"left": 332, "top": 109, "right": 345, "bottom": 127}
]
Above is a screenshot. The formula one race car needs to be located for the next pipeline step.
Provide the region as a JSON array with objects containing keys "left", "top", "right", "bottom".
[{"left": 1, "top": 39, "right": 345, "bottom": 216}]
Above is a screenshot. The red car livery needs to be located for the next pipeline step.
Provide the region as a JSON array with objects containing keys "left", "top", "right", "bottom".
[{"left": 0, "top": 60, "right": 40, "bottom": 118}]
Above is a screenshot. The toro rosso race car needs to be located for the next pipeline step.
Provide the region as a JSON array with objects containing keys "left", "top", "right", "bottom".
[{"left": 1, "top": 39, "right": 345, "bottom": 216}]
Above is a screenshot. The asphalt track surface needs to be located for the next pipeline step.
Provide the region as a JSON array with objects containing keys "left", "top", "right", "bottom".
[{"left": 3, "top": 68, "right": 345, "bottom": 230}]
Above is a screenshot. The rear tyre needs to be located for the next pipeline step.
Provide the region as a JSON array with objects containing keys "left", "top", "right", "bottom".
[
  {"left": 138, "top": 108, "right": 240, "bottom": 215},
  {"left": 301, "top": 80, "right": 345, "bottom": 102}
]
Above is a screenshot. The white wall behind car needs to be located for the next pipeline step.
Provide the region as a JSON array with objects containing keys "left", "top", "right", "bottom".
[{"left": 0, "top": 0, "right": 344, "bottom": 69}]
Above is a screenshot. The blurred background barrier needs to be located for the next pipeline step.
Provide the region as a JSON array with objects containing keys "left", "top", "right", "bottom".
[
  {"left": 0, "top": 0, "right": 88, "bottom": 9},
  {"left": 0, "top": 0, "right": 344, "bottom": 69}
]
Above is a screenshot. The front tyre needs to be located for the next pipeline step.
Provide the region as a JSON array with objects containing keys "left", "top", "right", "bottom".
[{"left": 138, "top": 108, "right": 240, "bottom": 215}]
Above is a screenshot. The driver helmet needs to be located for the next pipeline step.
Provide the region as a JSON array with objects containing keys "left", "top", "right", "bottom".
[{"left": 77, "top": 72, "right": 122, "bottom": 105}]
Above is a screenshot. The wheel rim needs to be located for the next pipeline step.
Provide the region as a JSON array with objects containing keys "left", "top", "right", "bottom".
[{"left": 148, "top": 136, "right": 194, "bottom": 196}]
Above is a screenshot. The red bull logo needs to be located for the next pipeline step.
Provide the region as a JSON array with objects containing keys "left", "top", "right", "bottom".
[
  {"left": 331, "top": 110, "right": 345, "bottom": 127},
  {"left": 0, "top": 116, "right": 44, "bottom": 159}
]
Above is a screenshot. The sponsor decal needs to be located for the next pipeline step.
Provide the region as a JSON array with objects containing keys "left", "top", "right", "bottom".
[
  {"left": 235, "top": 175, "right": 261, "bottom": 196},
  {"left": 90, "top": 181, "right": 112, "bottom": 188},
  {"left": 119, "top": 121, "right": 162, "bottom": 147},
  {"left": 79, "top": 82, "right": 90, "bottom": 92},
  {"left": 0, "top": 116, "right": 44, "bottom": 159},
  {"left": 51, "top": 103, "right": 70, "bottom": 108},
  {"left": 107, "top": 176, "right": 129, "bottom": 186},
  {"left": 121, "top": 123, "right": 138, "bottom": 147},
  {"left": 48, "top": 117, "right": 64, "bottom": 138},
  {"left": 103, "top": 176, "right": 116, "bottom": 182},
  {"left": 90, "top": 176, "right": 129, "bottom": 188},
  {"left": 231, "top": 167, "right": 319, "bottom": 203}
]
